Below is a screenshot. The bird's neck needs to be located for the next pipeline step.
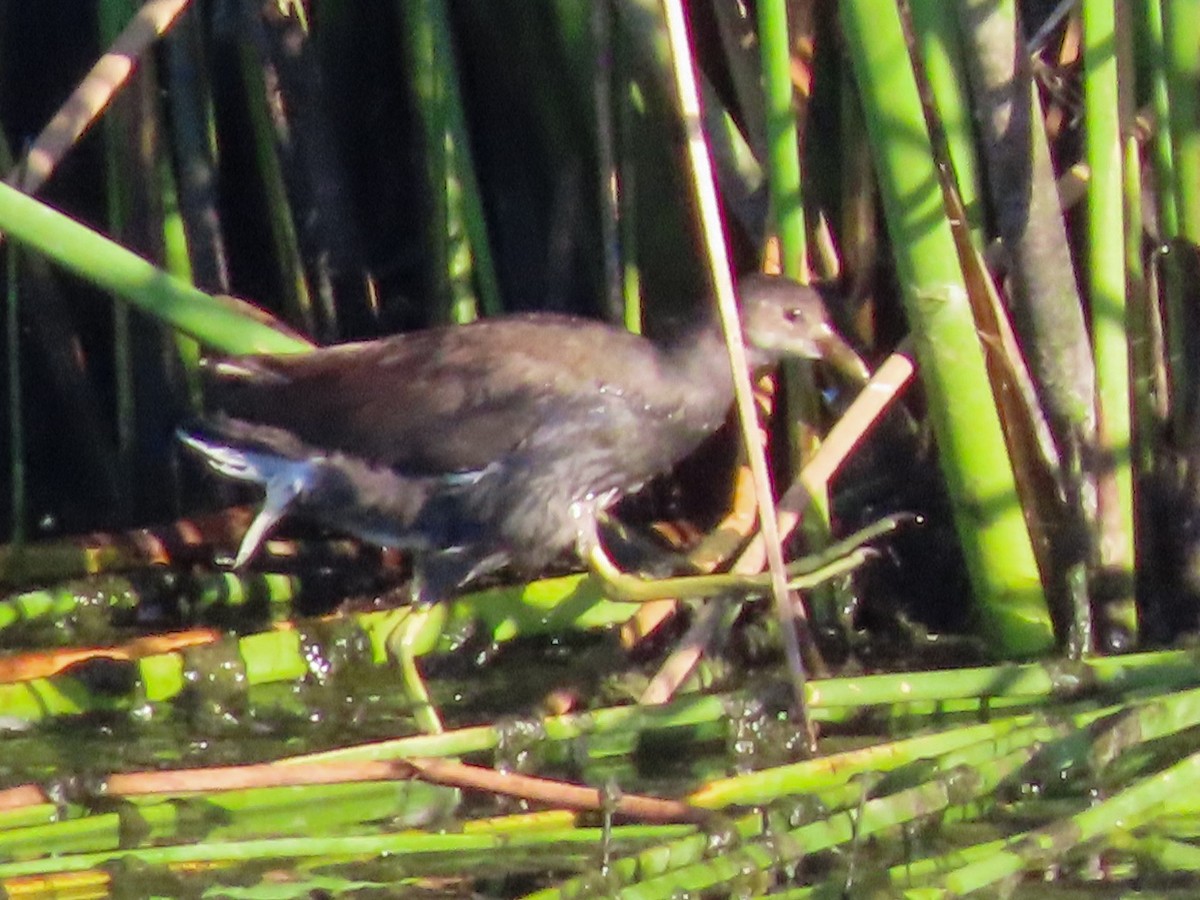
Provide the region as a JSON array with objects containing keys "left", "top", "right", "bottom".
[{"left": 661, "top": 315, "right": 742, "bottom": 434}]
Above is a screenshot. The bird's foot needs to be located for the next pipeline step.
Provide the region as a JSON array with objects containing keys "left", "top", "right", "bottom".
[{"left": 585, "top": 512, "right": 916, "bottom": 602}]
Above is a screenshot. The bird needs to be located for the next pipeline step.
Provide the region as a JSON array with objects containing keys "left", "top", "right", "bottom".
[{"left": 179, "top": 274, "right": 857, "bottom": 603}]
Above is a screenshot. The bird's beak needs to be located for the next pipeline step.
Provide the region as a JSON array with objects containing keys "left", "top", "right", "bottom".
[{"left": 813, "top": 326, "right": 871, "bottom": 384}]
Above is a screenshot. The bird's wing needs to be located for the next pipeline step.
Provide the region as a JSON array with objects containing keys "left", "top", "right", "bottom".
[{"left": 202, "top": 315, "right": 668, "bottom": 476}]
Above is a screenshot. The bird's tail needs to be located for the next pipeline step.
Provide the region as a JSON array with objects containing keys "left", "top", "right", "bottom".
[{"left": 177, "top": 421, "right": 322, "bottom": 566}]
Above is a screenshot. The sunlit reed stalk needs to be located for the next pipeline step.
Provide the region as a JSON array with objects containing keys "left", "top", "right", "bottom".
[
  {"left": 839, "top": 0, "right": 1052, "bottom": 654},
  {"left": 1082, "top": 0, "right": 1136, "bottom": 635},
  {"left": 0, "top": 181, "right": 309, "bottom": 355},
  {"left": 661, "top": 0, "right": 817, "bottom": 746},
  {"left": 908, "top": 0, "right": 987, "bottom": 244},
  {"left": 756, "top": 0, "right": 805, "bottom": 270},
  {"left": 754, "top": 0, "right": 834, "bottom": 626}
]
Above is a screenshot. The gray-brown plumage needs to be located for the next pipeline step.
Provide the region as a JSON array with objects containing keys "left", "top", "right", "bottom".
[{"left": 180, "top": 274, "right": 850, "bottom": 602}]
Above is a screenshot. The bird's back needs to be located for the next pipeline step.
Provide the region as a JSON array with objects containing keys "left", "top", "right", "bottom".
[{"left": 202, "top": 314, "right": 679, "bottom": 478}]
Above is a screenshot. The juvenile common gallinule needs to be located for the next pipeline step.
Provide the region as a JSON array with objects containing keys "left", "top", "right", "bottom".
[{"left": 180, "top": 274, "right": 857, "bottom": 601}]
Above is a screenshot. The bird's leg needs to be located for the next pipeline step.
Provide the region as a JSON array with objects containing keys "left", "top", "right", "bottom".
[
  {"left": 387, "top": 547, "right": 511, "bottom": 736},
  {"left": 579, "top": 512, "right": 913, "bottom": 602},
  {"left": 384, "top": 600, "right": 449, "bottom": 735},
  {"left": 413, "top": 547, "right": 507, "bottom": 607}
]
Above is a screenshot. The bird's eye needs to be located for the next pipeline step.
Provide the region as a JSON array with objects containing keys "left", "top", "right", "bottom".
[{"left": 784, "top": 307, "right": 807, "bottom": 323}]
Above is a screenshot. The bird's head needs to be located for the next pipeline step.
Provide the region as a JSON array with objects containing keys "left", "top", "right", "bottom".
[{"left": 738, "top": 274, "right": 864, "bottom": 379}]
